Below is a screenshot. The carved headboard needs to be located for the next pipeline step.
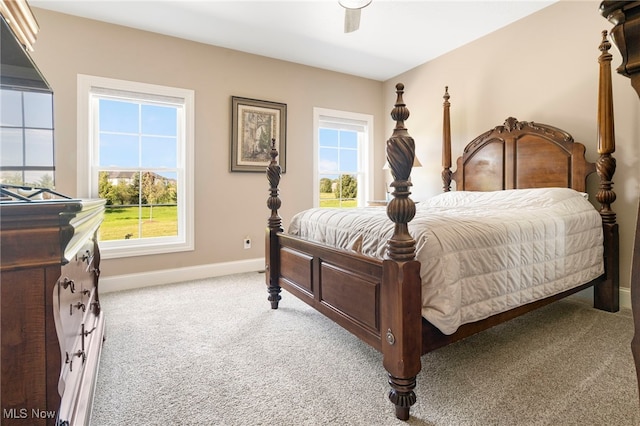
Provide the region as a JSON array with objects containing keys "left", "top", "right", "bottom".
[
  {"left": 440, "top": 30, "right": 617, "bottom": 227},
  {"left": 450, "top": 117, "right": 595, "bottom": 193}
]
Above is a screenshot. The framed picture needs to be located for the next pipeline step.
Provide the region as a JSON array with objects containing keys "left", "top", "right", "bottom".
[{"left": 231, "top": 96, "right": 287, "bottom": 172}]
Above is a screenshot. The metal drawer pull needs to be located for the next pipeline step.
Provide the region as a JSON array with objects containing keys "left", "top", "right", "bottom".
[
  {"left": 80, "top": 249, "right": 92, "bottom": 264},
  {"left": 70, "top": 302, "right": 86, "bottom": 315},
  {"left": 61, "top": 277, "right": 75, "bottom": 293},
  {"left": 65, "top": 350, "right": 85, "bottom": 372}
]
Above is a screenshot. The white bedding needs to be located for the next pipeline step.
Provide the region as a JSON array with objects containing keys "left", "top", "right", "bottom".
[{"left": 288, "top": 188, "right": 604, "bottom": 335}]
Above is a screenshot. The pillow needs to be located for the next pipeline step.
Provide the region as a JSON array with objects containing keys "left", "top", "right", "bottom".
[{"left": 420, "top": 187, "right": 587, "bottom": 209}]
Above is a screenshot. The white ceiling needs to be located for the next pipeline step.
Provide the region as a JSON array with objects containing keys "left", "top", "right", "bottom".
[{"left": 30, "top": 0, "right": 557, "bottom": 81}]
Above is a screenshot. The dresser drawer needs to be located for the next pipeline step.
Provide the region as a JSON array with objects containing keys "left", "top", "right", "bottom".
[
  {"left": 61, "top": 237, "right": 98, "bottom": 294},
  {"left": 57, "top": 309, "right": 105, "bottom": 426},
  {"left": 56, "top": 244, "right": 98, "bottom": 358},
  {"left": 56, "top": 285, "right": 104, "bottom": 426}
]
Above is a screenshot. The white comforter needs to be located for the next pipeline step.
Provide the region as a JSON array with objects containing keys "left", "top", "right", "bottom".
[{"left": 288, "top": 188, "right": 604, "bottom": 335}]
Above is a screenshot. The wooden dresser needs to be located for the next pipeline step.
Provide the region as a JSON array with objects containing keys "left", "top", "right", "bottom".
[{"left": 1, "top": 198, "right": 106, "bottom": 426}]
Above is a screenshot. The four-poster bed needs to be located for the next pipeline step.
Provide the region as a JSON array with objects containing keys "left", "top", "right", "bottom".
[{"left": 265, "top": 33, "right": 620, "bottom": 420}]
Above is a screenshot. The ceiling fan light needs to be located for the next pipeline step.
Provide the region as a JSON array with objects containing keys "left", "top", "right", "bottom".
[{"left": 339, "top": 0, "right": 372, "bottom": 10}]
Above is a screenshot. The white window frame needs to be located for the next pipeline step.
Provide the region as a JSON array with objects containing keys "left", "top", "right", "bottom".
[
  {"left": 313, "top": 108, "right": 374, "bottom": 208},
  {"left": 77, "top": 74, "right": 194, "bottom": 259}
]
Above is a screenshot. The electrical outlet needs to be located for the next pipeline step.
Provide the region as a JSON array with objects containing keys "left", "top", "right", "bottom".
[{"left": 243, "top": 237, "right": 251, "bottom": 249}]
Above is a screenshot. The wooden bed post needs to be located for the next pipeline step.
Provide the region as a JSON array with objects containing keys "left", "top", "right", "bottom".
[
  {"left": 381, "top": 83, "right": 423, "bottom": 421},
  {"left": 265, "top": 138, "right": 282, "bottom": 309},
  {"left": 600, "top": 0, "right": 640, "bottom": 401},
  {"left": 594, "top": 30, "right": 620, "bottom": 313},
  {"left": 441, "top": 87, "right": 453, "bottom": 192}
]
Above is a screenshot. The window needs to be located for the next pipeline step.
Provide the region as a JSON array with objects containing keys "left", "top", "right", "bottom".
[
  {"left": 313, "top": 108, "right": 373, "bottom": 208},
  {"left": 77, "top": 75, "right": 194, "bottom": 258},
  {"left": 0, "top": 87, "right": 54, "bottom": 187}
]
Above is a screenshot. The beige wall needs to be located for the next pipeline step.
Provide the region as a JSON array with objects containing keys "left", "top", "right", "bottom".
[
  {"left": 384, "top": 0, "right": 639, "bottom": 291},
  {"left": 29, "top": 7, "right": 386, "bottom": 279},
  {"left": 29, "top": 1, "right": 638, "bottom": 292}
]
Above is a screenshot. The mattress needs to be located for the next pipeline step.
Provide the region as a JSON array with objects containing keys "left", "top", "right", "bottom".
[{"left": 288, "top": 188, "right": 604, "bottom": 335}]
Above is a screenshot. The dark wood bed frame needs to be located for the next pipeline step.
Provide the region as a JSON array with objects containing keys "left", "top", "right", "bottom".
[{"left": 264, "top": 33, "right": 620, "bottom": 421}]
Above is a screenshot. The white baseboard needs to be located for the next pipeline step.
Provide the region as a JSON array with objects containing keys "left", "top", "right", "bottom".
[
  {"left": 99, "top": 258, "right": 265, "bottom": 293},
  {"left": 571, "top": 286, "right": 631, "bottom": 311},
  {"left": 621, "top": 287, "right": 632, "bottom": 311}
]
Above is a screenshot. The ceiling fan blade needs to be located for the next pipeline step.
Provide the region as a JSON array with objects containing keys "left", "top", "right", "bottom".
[{"left": 344, "top": 8, "right": 361, "bottom": 33}]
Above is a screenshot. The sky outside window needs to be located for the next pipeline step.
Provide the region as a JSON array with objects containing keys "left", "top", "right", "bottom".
[
  {"left": 319, "top": 128, "right": 358, "bottom": 178},
  {"left": 99, "top": 99, "right": 177, "bottom": 170}
]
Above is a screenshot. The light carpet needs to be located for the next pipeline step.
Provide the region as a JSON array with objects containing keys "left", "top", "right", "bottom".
[{"left": 91, "top": 272, "right": 640, "bottom": 425}]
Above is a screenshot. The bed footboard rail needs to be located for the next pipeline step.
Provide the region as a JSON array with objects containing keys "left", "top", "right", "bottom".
[{"left": 276, "top": 233, "right": 385, "bottom": 348}]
